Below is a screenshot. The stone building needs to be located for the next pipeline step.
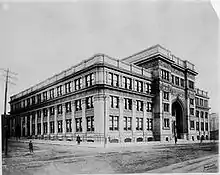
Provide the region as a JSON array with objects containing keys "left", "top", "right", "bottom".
[
  {"left": 9, "top": 44, "right": 210, "bottom": 143},
  {"left": 209, "top": 113, "right": 219, "bottom": 140}
]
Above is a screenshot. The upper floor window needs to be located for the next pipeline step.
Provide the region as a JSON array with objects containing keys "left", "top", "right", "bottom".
[
  {"left": 57, "top": 104, "right": 62, "bottom": 114},
  {"left": 190, "top": 98, "right": 194, "bottom": 105},
  {"left": 161, "top": 69, "right": 169, "bottom": 81},
  {"left": 190, "top": 120, "right": 195, "bottom": 129},
  {"left": 163, "top": 91, "right": 169, "bottom": 100},
  {"left": 86, "top": 116, "right": 94, "bottom": 132},
  {"left": 200, "top": 99, "right": 203, "bottom": 106},
  {"left": 109, "top": 115, "right": 119, "bottom": 131},
  {"left": 37, "top": 94, "right": 41, "bottom": 104},
  {"left": 196, "top": 110, "right": 199, "bottom": 117},
  {"left": 76, "top": 118, "right": 82, "bottom": 132},
  {"left": 146, "top": 102, "right": 152, "bottom": 112},
  {"left": 201, "top": 111, "right": 204, "bottom": 118},
  {"left": 85, "top": 73, "right": 95, "bottom": 87},
  {"left": 110, "top": 96, "right": 119, "bottom": 108},
  {"left": 196, "top": 122, "right": 199, "bottom": 131},
  {"left": 180, "top": 78, "right": 184, "bottom": 87},
  {"left": 124, "top": 98, "right": 132, "bottom": 110},
  {"left": 195, "top": 97, "right": 199, "bottom": 105},
  {"left": 171, "top": 75, "right": 174, "bottom": 84},
  {"left": 57, "top": 85, "right": 62, "bottom": 97},
  {"left": 65, "top": 81, "right": 72, "bottom": 94},
  {"left": 147, "top": 118, "right": 153, "bottom": 130},
  {"left": 164, "top": 118, "right": 170, "bottom": 128},
  {"left": 65, "top": 102, "right": 72, "bottom": 113},
  {"left": 86, "top": 96, "right": 94, "bottom": 109},
  {"left": 43, "top": 91, "right": 47, "bottom": 101},
  {"left": 75, "top": 99, "right": 82, "bottom": 111},
  {"left": 122, "top": 76, "right": 132, "bottom": 90},
  {"left": 190, "top": 108, "right": 194, "bottom": 115},
  {"left": 109, "top": 72, "right": 119, "bottom": 87},
  {"left": 146, "top": 83, "right": 151, "bottom": 94},
  {"left": 136, "top": 100, "right": 143, "bottom": 111},
  {"left": 124, "top": 117, "right": 132, "bottom": 131},
  {"left": 163, "top": 103, "right": 169, "bottom": 112},
  {"left": 175, "top": 77, "right": 179, "bottom": 86},
  {"left": 134, "top": 80, "right": 143, "bottom": 92},
  {"left": 49, "top": 106, "right": 55, "bottom": 115},
  {"left": 136, "top": 117, "right": 143, "bottom": 130},
  {"left": 37, "top": 110, "right": 41, "bottom": 120},
  {"left": 43, "top": 108, "right": 48, "bottom": 117},
  {"left": 27, "top": 98, "right": 30, "bottom": 106},
  {"left": 188, "top": 80, "right": 194, "bottom": 89},
  {"left": 205, "top": 112, "right": 208, "bottom": 118},
  {"left": 75, "top": 77, "right": 82, "bottom": 90},
  {"left": 204, "top": 100, "right": 208, "bottom": 107},
  {"left": 49, "top": 89, "right": 55, "bottom": 99}
]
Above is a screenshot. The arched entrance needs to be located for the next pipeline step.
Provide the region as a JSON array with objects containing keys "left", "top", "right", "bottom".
[{"left": 172, "top": 100, "right": 184, "bottom": 139}]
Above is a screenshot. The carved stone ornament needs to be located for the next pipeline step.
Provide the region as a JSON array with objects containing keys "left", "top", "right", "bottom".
[{"left": 158, "top": 60, "right": 171, "bottom": 70}]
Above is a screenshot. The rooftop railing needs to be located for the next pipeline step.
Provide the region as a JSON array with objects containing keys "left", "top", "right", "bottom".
[
  {"left": 11, "top": 54, "right": 152, "bottom": 101},
  {"left": 196, "top": 88, "right": 208, "bottom": 98}
]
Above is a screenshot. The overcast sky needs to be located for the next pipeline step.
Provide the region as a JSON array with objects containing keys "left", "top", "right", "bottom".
[{"left": 0, "top": 0, "right": 219, "bottom": 115}]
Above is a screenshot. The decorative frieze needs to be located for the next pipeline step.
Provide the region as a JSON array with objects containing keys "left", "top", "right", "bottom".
[
  {"left": 158, "top": 60, "right": 171, "bottom": 70},
  {"left": 171, "top": 67, "right": 184, "bottom": 77}
]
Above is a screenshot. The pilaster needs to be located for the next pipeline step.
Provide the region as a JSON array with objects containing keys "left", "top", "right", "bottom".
[
  {"left": 30, "top": 114, "right": 32, "bottom": 136},
  {"left": 62, "top": 105, "right": 66, "bottom": 135},
  {"left": 25, "top": 116, "right": 27, "bottom": 136},
  {"left": 35, "top": 112, "right": 37, "bottom": 135},
  {"left": 119, "top": 97, "right": 124, "bottom": 142},
  {"left": 71, "top": 101, "right": 75, "bottom": 134},
  {"left": 40, "top": 110, "right": 43, "bottom": 135},
  {"left": 54, "top": 107, "right": 58, "bottom": 135},
  {"left": 47, "top": 108, "right": 50, "bottom": 135},
  {"left": 81, "top": 98, "right": 86, "bottom": 133}
]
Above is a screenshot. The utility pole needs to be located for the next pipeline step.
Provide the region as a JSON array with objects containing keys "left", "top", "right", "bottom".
[{"left": 0, "top": 68, "right": 17, "bottom": 156}]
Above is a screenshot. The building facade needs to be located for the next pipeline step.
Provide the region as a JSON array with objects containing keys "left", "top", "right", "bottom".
[
  {"left": 209, "top": 113, "right": 219, "bottom": 140},
  {"left": 9, "top": 45, "right": 210, "bottom": 143}
]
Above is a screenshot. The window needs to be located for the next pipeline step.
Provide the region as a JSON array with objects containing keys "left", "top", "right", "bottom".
[
  {"left": 190, "top": 98, "right": 194, "bottom": 105},
  {"left": 65, "top": 102, "right": 72, "bottom": 113},
  {"left": 122, "top": 77, "right": 132, "bottom": 90},
  {"left": 85, "top": 73, "right": 95, "bottom": 87},
  {"left": 32, "top": 124, "right": 35, "bottom": 135},
  {"left": 75, "top": 78, "right": 82, "bottom": 90},
  {"left": 163, "top": 103, "right": 169, "bottom": 112},
  {"left": 196, "top": 122, "right": 199, "bottom": 131},
  {"left": 86, "top": 116, "right": 94, "bottom": 131},
  {"left": 43, "top": 122, "right": 47, "bottom": 134},
  {"left": 110, "top": 96, "right": 119, "bottom": 108},
  {"left": 31, "top": 96, "right": 35, "bottom": 105},
  {"left": 37, "top": 110, "right": 41, "bottom": 120},
  {"left": 43, "top": 91, "right": 47, "bottom": 101},
  {"left": 136, "top": 117, "right": 143, "bottom": 130},
  {"left": 37, "top": 94, "right": 41, "bottom": 104},
  {"left": 146, "top": 83, "right": 151, "bottom": 94},
  {"left": 109, "top": 115, "right": 119, "bottom": 131},
  {"left": 196, "top": 110, "right": 199, "bottom": 117},
  {"left": 49, "top": 106, "right": 55, "bottom": 115},
  {"left": 37, "top": 123, "right": 41, "bottom": 134},
  {"left": 188, "top": 80, "right": 194, "bottom": 89},
  {"left": 27, "top": 98, "right": 30, "bottom": 106},
  {"left": 124, "top": 117, "right": 132, "bottom": 130},
  {"left": 136, "top": 100, "right": 143, "bottom": 111},
  {"left": 163, "top": 91, "right": 169, "bottom": 100},
  {"left": 65, "top": 81, "right": 72, "bottom": 93},
  {"left": 146, "top": 102, "right": 152, "bottom": 112},
  {"left": 180, "top": 78, "right": 184, "bottom": 87},
  {"left": 49, "top": 89, "right": 55, "bottom": 99},
  {"left": 195, "top": 97, "right": 199, "bottom": 105},
  {"left": 200, "top": 99, "right": 203, "bottom": 106},
  {"left": 124, "top": 98, "right": 132, "bottom": 110},
  {"left": 57, "top": 85, "right": 62, "bottom": 97},
  {"left": 205, "top": 122, "right": 208, "bottom": 131},
  {"left": 171, "top": 75, "right": 174, "bottom": 84},
  {"left": 161, "top": 69, "right": 169, "bottom": 81},
  {"left": 190, "top": 108, "right": 194, "bottom": 116},
  {"left": 75, "top": 99, "right": 82, "bottom": 111},
  {"left": 108, "top": 73, "right": 119, "bottom": 87},
  {"left": 205, "top": 112, "right": 208, "bottom": 119},
  {"left": 66, "top": 119, "right": 72, "bottom": 132},
  {"left": 58, "top": 120, "right": 63, "bottom": 133},
  {"left": 86, "top": 96, "right": 94, "bottom": 109},
  {"left": 190, "top": 121, "right": 195, "bottom": 129},
  {"left": 175, "top": 77, "right": 179, "bottom": 86},
  {"left": 50, "top": 121, "right": 54, "bottom": 133},
  {"left": 147, "top": 118, "right": 153, "bottom": 130},
  {"left": 57, "top": 104, "right": 62, "bottom": 114},
  {"left": 204, "top": 100, "right": 208, "bottom": 107},
  {"left": 76, "top": 118, "right": 82, "bottom": 132},
  {"left": 164, "top": 118, "right": 170, "bottom": 128},
  {"left": 43, "top": 108, "right": 48, "bottom": 118},
  {"left": 201, "top": 122, "right": 204, "bottom": 131},
  {"left": 134, "top": 80, "right": 143, "bottom": 92},
  {"left": 201, "top": 111, "right": 204, "bottom": 118}
]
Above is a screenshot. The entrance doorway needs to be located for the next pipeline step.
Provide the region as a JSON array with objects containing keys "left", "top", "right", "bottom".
[{"left": 172, "top": 101, "right": 184, "bottom": 139}]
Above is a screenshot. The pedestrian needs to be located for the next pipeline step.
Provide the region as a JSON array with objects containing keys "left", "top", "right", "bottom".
[
  {"left": 29, "top": 140, "right": 33, "bottom": 153},
  {"left": 76, "top": 135, "right": 81, "bottom": 145},
  {"left": 175, "top": 136, "right": 177, "bottom": 144}
]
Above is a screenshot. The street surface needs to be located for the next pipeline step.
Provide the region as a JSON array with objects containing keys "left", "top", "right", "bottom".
[{"left": 2, "top": 139, "right": 219, "bottom": 174}]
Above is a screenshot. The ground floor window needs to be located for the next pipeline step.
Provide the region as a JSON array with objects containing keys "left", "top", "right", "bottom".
[
  {"left": 32, "top": 124, "right": 35, "bottom": 135},
  {"left": 86, "top": 116, "right": 94, "bottom": 132},
  {"left": 58, "top": 120, "right": 63, "bottom": 133},
  {"left": 76, "top": 118, "right": 82, "bottom": 132},
  {"left": 146, "top": 118, "right": 153, "bottom": 130},
  {"left": 66, "top": 119, "right": 72, "bottom": 132},
  {"left": 37, "top": 123, "right": 41, "bottom": 134},
  {"left": 164, "top": 118, "right": 170, "bottom": 128},
  {"left": 109, "top": 116, "right": 119, "bottom": 131},
  {"left": 136, "top": 117, "right": 143, "bottom": 130},
  {"left": 190, "top": 120, "right": 195, "bottom": 130},
  {"left": 124, "top": 117, "right": 132, "bottom": 131},
  {"left": 50, "top": 121, "right": 54, "bottom": 133},
  {"left": 43, "top": 122, "right": 47, "bottom": 134}
]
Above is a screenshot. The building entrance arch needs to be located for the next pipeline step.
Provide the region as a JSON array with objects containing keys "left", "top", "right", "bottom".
[{"left": 172, "top": 100, "right": 184, "bottom": 139}]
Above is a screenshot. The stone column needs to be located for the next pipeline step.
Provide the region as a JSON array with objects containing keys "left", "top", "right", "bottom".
[
  {"left": 62, "top": 105, "right": 66, "bottom": 136},
  {"left": 35, "top": 112, "right": 37, "bottom": 136},
  {"left": 119, "top": 97, "right": 124, "bottom": 142},
  {"left": 132, "top": 99, "right": 136, "bottom": 142},
  {"left": 30, "top": 114, "right": 32, "bottom": 136},
  {"left": 40, "top": 110, "right": 43, "bottom": 135},
  {"left": 25, "top": 116, "right": 27, "bottom": 136},
  {"left": 81, "top": 98, "right": 86, "bottom": 134},
  {"left": 143, "top": 101, "right": 147, "bottom": 140},
  {"left": 54, "top": 107, "right": 58, "bottom": 135},
  {"left": 47, "top": 108, "right": 50, "bottom": 135},
  {"left": 20, "top": 117, "right": 23, "bottom": 137},
  {"left": 71, "top": 101, "right": 75, "bottom": 134}
]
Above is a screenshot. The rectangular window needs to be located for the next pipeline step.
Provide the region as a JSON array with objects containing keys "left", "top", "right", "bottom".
[
  {"left": 86, "top": 96, "right": 94, "bottom": 109},
  {"left": 58, "top": 120, "right": 63, "bottom": 133},
  {"left": 49, "top": 89, "right": 55, "bottom": 99},
  {"left": 27, "top": 98, "right": 30, "bottom": 106},
  {"left": 164, "top": 118, "right": 170, "bottom": 128},
  {"left": 57, "top": 85, "right": 62, "bottom": 97},
  {"left": 205, "top": 112, "right": 208, "bottom": 118},
  {"left": 146, "top": 102, "right": 152, "bottom": 112},
  {"left": 196, "top": 110, "right": 199, "bottom": 117},
  {"left": 76, "top": 118, "right": 82, "bottom": 132},
  {"left": 147, "top": 118, "right": 153, "bottom": 130},
  {"left": 49, "top": 106, "right": 55, "bottom": 115},
  {"left": 124, "top": 98, "right": 132, "bottom": 110},
  {"left": 200, "top": 99, "right": 203, "bottom": 106},
  {"left": 146, "top": 83, "right": 152, "bottom": 94},
  {"left": 43, "top": 108, "right": 48, "bottom": 118},
  {"left": 163, "top": 91, "right": 169, "bottom": 100},
  {"left": 136, "top": 100, "right": 143, "bottom": 111},
  {"left": 65, "top": 102, "right": 72, "bottom": 113},
  {"left": 57, "top": 104, "right": 62, "bottom": 114},
  {"left": 75, "top": 99, "right": 82, "bottom": 111},
  {"left": 196, "top": 122, "right": 199, "bottom": 131},
  {"left": 163, "top": 103, "right": 169, "bottom": 112},
  {"left": 190, "top": 120, "right": 195, "bottom": 129},
  {"left": 175, "top": 77, "right": 179, "bottom": 86},
  {"left": 109, "top": 116, "right": 119, "bottom": 131},
  {"left": 195, "top": 97, "right": 199, "bottom": 105},
  {"left": 86, "top": 116, "right": 94, "bottom": 131},
  {"left": 201, "top": 111, "right": 204, "bottom": 118},
  {"left": 205, "top": 122, "right": 208, "bottom": 131},
  {"left": 50, "top": 121, "right": 54, "bottom": 133},
  {"left": 37, "top": 110, "right": 41, "bottom": 120},
  {"left": 190, "top": 108, "right": 194, "bottom": 116},
  {"left": 85, "top": 73, "right": 95, "bottom": 87},
  {"left": 66, "top": 119, "right": 72, "bottom": 132},
  {"left": 134, "top": 80, "right": 143, "bottom": 92},
  {"left": 161, "top": 69, "right": 169, "bottom": 81},
  {"left": 204, "top": 100, "right": 208, "bottom": 107},
  {"left": 108, "top": 73, "right": 119, "bottom": 87},
  {"left": 180, "top": 78, "right": 184, "bottom": 87},
  {"left": 124, "top": 117, "right": 132, "bottom": 131},
  {"left": 37, "top": 123, "right": 41, "bottom": 134},
  {"left": 201, "top": 122, "right": 204, "bottom": 131},
  {"left": 43, "top": 122, "right": 47, "bottom": 134},
  {"left": 75, "top": 78, "right": 82, "bottom": 90},
  {"left": 190, "top": 98, "right": 194, "bottom": 105},
  {"left": 32, "top": 124, "right": 35, "bottom": 135},
  {"left": 110, "top": 96, "right": 119, "bottom": 108},
  {"left": 189, "top": 80, "right": 194, "bottom": 89},
  {"left": 65, "top": 81, "right": 72, "bottom": 94},
  {"left": 43, "top": 91, "right": 47, "bottom": 101},
  {"left": 31, "top": 96, "right": 35, "bottom": 105},
  {"left": 122, "top": 76, "right": 132, "bottom": 90},
  {"left": 136, "top": 117, "right": 143, "bottom": 130},
  {"left": 37, "top": 94, "right": 41, "bottom": 104},
  {"left": 171, "top": 75, "right": 174, "bottom": 84}
]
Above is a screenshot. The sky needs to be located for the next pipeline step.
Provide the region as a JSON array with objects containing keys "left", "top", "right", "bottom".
[{"left": 0, "top": 0, "right": 219, "bottom": 115}]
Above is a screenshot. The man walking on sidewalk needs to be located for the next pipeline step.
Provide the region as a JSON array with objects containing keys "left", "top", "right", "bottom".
[{"left": 29, "top": 140, "right": 34, "bottom": 153}]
